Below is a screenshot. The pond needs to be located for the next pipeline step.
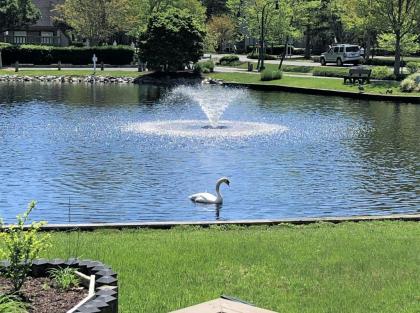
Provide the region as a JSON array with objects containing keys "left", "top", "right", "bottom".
[{"left": 0, "top": 82, "right": 418, "bottom": 223}]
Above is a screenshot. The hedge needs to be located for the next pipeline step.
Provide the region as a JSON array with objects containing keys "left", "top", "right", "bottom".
[
  {"left": 366, "top": 58, "right": 407, "bottom": 67},
  {"left": 194, "top": 60, "right": 214, "bottom": 73},
  {"left": 246, "top": 45, "right": 302, "bottom": 55},
  {"left": 247, "top": 53, "right": 277, "bottom": 60},
  {"left": 219, "top": 55, "right": 240, "bottom": 65},
  {"left": 1, "top": 45, "right": 135, "bottom": 65}
]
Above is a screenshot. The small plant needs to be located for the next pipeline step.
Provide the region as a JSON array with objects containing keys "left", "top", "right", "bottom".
[
  {"left": 0, "top": 201, "right": 50, "bottom": 293},
  {"left": 0, "top": 294, "right": 27, "bottom": 313},
  {"left": 260, "top": 69, "right": 283, "bottom": 81},
  {"left": 193, "top": 60, "right": 215, "bottom": 73},
  {"left": 406, "top": 62, "right": 419, "bottom": 74},
  {"left": 49, "top": 267, "right": 80, "bottom": 290}
]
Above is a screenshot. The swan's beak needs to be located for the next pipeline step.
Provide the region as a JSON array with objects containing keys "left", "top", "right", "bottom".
[{"left": 226, "top": 181, "right": 230, "bottom": 186}]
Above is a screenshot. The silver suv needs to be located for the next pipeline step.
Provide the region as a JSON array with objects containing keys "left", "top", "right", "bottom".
[{"left": 320, "top": 44, "right": 362, "bottom": 66}]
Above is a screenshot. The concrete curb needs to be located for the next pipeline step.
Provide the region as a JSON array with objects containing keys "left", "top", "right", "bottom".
[
  {"left": 14, "top": 213, "right": 420, "bottom": 231},
  {"left": 223, "top": 82, "right": 420, "bottom": 103}
]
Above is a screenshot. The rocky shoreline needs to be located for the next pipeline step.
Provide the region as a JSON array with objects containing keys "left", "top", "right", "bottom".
[{"left": 0, "top": 75, "right": 136, "bottom": 84}]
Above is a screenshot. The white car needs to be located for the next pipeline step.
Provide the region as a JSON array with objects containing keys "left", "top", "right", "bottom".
[{"left": 320, "top": 44, "right": 362, "bottom": 66}]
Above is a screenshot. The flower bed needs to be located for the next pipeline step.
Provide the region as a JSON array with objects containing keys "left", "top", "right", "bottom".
[{"left": 0, "top": 259, "right": 118, "bottom": 313}]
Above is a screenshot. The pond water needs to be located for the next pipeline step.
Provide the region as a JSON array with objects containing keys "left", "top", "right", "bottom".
[{"left": 0, "top": 82, "right": 419, "bottom": 223}]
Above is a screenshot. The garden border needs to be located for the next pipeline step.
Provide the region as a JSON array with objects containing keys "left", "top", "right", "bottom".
[
  {"left": 223, "top": 82, "right": 420, "bottom": 103},
  {"left": 0, "top": 259, "right": 118, "bottom": 313},
  {"left": 14, "top": 213, "right": 420, "bottom": 231}
]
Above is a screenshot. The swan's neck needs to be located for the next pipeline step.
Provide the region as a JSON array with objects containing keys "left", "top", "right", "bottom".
[{"left": 215, "top": 181, "right": 223, "bottom": 200}]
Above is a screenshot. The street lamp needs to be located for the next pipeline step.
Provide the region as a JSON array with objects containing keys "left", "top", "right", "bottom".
[{"left": 258, "top": 0, "right": 279, "bottom": 72}]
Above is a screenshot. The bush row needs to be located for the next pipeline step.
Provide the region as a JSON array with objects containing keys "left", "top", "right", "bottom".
[
  {"left": 1, "top": 45, "right": 135, "bottom": 65},
  {"left": 312, "top": 66, "right": 397, "bottom": 80},
  {"left": 247, "top": 53, "right": 277, "bottom": 60},
  {"left": 246, "top": 45, "right": 303, "bottom": 55},
  {"left": 219, "top": 55, "right": 240, "bottom": 65}
]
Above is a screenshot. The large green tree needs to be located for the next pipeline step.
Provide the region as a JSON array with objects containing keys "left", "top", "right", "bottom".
[
  {"left": 0, "top": 0, "right": 40, "bottom": 32},
  {"left": 128, "top": 0, "right": 206, "bottom": 37},
  {"left": 54, "top": 0, "right": 134, "bottom": 45},
  {"left": 373, "top": 0, "right": 419, "bottom": 76},
  {"left": 139, "top": 8, "right": 205, "bottom": 71}
]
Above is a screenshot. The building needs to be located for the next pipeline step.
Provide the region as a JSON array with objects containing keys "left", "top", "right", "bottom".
[{"left": 0, "top": 0, "right": 69, "bottom": 46}]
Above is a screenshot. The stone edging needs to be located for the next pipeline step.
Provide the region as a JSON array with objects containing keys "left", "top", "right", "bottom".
[
  {"left": 223, "top": 82, "right": 420, "bottom": 103},
  {"left": 0, "top": 75, "right": 135, "bottom": 84},
  {"left": 0, "top": 259, "right": 118, "bottom": 313}
]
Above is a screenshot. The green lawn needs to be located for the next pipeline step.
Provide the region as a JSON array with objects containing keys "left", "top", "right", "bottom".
[
  {"left": 207, "top": 72, "right": 409, "bottom": 95},
  {"left": 0, "top": 69, "right": 142, "bottom": 78},
  {"left": 41, "top": 222, "right": 420, "bottom": 313}
]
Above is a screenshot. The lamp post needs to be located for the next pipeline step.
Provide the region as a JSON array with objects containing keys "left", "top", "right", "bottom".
[{"left": 258, "top": 0, "right": 279, "bottom": 72}]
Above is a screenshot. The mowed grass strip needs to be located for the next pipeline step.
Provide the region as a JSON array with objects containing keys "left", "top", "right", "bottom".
[
  {"left": 0, "top": 69, "right": 142, "bottom": 78},
  {"left": 39, "top": 222, "right": 420, "bottom": 313},
  {"left": 207, "top": 72, "right": 406, "bottom": 95}
]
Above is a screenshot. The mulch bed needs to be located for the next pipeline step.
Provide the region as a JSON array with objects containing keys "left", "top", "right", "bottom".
[{"left": 0, "top": 276, "right": 87, "bottom": 313}]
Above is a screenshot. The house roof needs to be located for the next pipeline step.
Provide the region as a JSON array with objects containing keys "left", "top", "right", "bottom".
[{"left": 170, "top": 298, "right": 278, "bottom": 313}]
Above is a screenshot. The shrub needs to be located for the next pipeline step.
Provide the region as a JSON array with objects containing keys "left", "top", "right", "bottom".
[
  {"left": 193, "top": 60, "right": 214, "bottom": 73},
  {"left": 0, "top": 42, "right": 12, "bottom": 50},
  {"left": 366, "top": 58, "right": 407, "bottom": 67},
  {"left": 1, "top": 45, "right": 135, "bottom": 65},
  {"left": 49, "top": 267, "right": 80, "bottom": 290},
  {"left": 406, "top": 62, "right": 419, "bottom": 74},
  {"left": 400, "top": 78, "right": 417, "bottom": 92},
  {"left": 247, "top": 53, "right": 277, "bottom": 60},
  {"left": 0, "top": 201, "right": 50, "bottom": 293},
  {"left": 282, "top": 65, "right": 313, "bottom": 73},
  {"left": 0, "top": 295, "right": 27, "bottom": 313},
  {"left": 219, "top": 55, "right": 239, "bottom": 65},
  {"left": 371, "top": 66, "right": 396, "bottom": 80},
  {"left": 312, "top": 67, "right": 348, "bottom": 78},
  {"left": 260, "top": 69, "right": 283, "bottom": 81}
]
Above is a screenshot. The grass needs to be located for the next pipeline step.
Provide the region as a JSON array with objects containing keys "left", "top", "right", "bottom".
[
  {"left": 206, "top": 72, "right": 410, "bottom": 95},
  {"left": 38, "top": 222, "right": 420, "bottom": 313},
  {"left": 0, "top": 69, "right": 142, "bottom": 78}
]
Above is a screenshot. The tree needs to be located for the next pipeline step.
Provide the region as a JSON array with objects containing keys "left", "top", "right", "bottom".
[
  {"left": 0, "top": 0, "right": 40, "bottom": 32},
  {"left": 139, "top": 8, "right": 205, "bottom": 71},
  {"left": 378, "top": 33, "right": 420, "bottom": 73},
  {"left": 333, "top": 0, "right": 380, "bottom": 60},
  {"left": 128, "top": 0, "right": 206, "bottom": 37},
  {"left": 53, "top": 0, "right": 135, "bottom": 45},
  {"left": 207, "top": 15, "right": 235, "bottom": 52},
  {"left": 373, "top": 0, "right": 419, "bottom": 76},
  {"left": 201, "top": 0, "right": 228, "bottom": 18}
]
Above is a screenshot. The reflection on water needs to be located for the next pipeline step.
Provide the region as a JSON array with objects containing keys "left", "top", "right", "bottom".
[{"left": 0, "top": 82, "right": 419, "bottom": 223}]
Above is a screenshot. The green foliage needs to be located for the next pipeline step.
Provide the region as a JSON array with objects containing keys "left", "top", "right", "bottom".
[
  {"left": 49, "top": 267, "right": 80, "bottom": 290},
  {"left": 282, "top": 65, "right": 313, "bottom": 73},
  {"left": 0, "top": 42, "right": 11, "bottom": 50},
  {"left": 260, "top": 69, "right": 283, "bottom": 81},
  {"left": 312, "top": 67, "right": 349, "bottom": 78},
  {"left": 53, "top": 0, "right": 134, "bottom": 45},
  {"left": 219, "top": 55, "right": 240, "bottom": 65},
  {"left": 371, "top": 66, "right": 396, "bottom": 80},
  {"left": 378, "top": 33, "right": 420, "bottom": 56},
  {"left": 406, "top": 62, "right": 419, "bottom": 74},
  {"left": 247, "top": 53, "right": 277, "bottom": 60},
  {"left": 1, "top": 45, "right": 134, "bottom": 65},
  {"left": 400, "top": 74, "right": 420, "bottom": 92},
  {"left": 366, "top": 58, "right": 407, "bottom": 67},
  {"left": 0, "top": 0, "right": 40, "bottom": 32},
  {"left": 0, "top": 295, "right": 27, "bottom": 313},
  {"left": 0, "top": 201, "right": 50, "bottom": 293},
  {"left": 139, "top": 8, "right": 205, "bottom": 71},
  {"left": 193, "top": 60, "right": 214, "bottom": 73}
]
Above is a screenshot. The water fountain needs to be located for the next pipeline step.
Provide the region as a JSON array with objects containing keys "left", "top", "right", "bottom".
[{"left": 123, "top": 85, "right": 288, "bottom": 139}]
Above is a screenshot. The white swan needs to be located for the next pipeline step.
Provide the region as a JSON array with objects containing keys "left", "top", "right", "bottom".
[{"left": 189, "top": 177, "right": 230, "bottom": 204}]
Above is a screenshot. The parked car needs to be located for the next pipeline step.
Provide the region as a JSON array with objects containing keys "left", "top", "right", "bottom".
[{"left": 320, "top": 44, "right": 362, "bottom": 66}]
